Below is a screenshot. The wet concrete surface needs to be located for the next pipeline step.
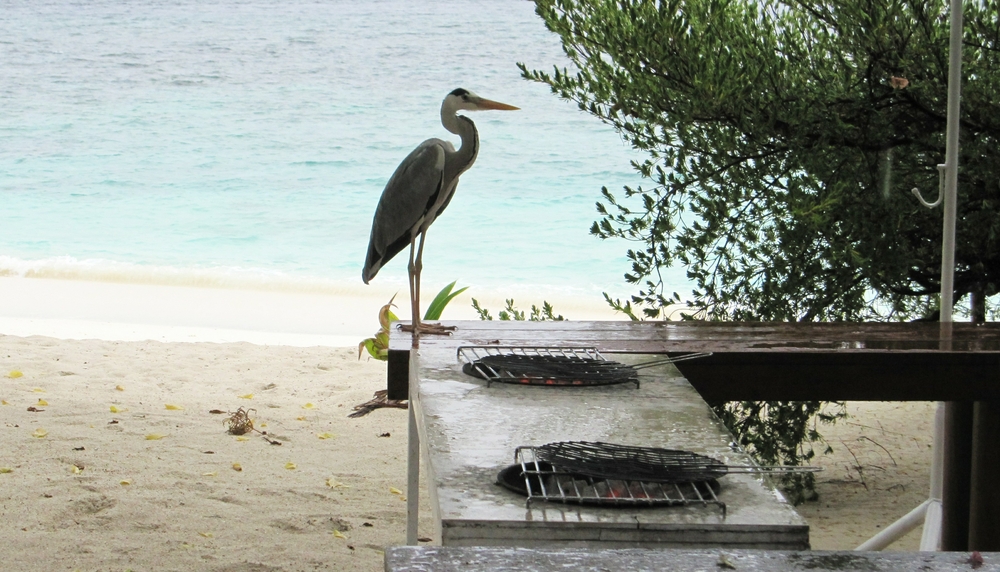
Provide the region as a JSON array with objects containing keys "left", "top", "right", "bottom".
[
  {"left": 386, "top": 546, "right": 1000, "bottom": 571},
  {"left": 409, "top": 347, "right": 809, "bottom": 548}
]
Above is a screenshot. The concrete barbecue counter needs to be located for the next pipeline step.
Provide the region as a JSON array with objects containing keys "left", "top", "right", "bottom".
[{"left": 405, "top": 342, "right": 809, "bottom": 548}]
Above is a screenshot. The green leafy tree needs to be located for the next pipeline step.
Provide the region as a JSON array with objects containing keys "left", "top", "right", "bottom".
[
  {"left": 521, "top": 0, "right": 1000, "bottom": 321},
  {"left": 515, "top": 0, "right": 1000, "bottom": 500}
]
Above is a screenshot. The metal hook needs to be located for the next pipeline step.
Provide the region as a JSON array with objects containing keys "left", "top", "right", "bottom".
[{"left": 912, "top": 164, "right": 947, "bottom": 208}]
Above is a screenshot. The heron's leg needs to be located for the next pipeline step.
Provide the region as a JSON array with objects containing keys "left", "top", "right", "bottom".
[
  {"left": 406, "top": 234, "right": 420, "bottom": 345},
  {"left": 404, "top": 229, "right": 456, "bottom": 335},
  {"left": 399, "top": 230, "right": 455, "bottom": 336},
  {"left": 413, "top": 229, "right": 427, "bottom": 329}
]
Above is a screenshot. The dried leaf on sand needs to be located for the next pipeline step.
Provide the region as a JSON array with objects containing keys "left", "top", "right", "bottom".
[{"left": 349, "top": 390, "right": 407, "bottom": 418}]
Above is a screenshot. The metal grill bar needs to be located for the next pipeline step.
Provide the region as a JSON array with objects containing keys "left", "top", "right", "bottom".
[
  {"left": 458, "top": 346, "right": 714, "bottom": 388},
  {"left": 458, "top": 346, "right": 639, "bottom": 388},
  {"left": 630, "top": 353, "right": 715, "bottom": 369},
  {"left": 508, "top": 446, "right": 726, "bottom": 515},
  {"left": 459, "top": 346, "right": 605, "bottom": 361},
  {"left": 535, "top": 441, "right": 822, "bottom": 482}
]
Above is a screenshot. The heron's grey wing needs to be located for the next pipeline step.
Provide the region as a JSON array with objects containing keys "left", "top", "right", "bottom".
[{"left": 362, "top": 140, "right": 446, "bottom": 283}]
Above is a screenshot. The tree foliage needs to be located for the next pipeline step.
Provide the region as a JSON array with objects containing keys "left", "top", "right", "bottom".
[
  {"left": 715, "top": 400, "right": 846, "bottom": 504},
  {"left": 521, "top": 0, "right": 1000, "bottom": 321},
  {"left": 517, "top": 0, "right": 1000, "bottom": 501}
]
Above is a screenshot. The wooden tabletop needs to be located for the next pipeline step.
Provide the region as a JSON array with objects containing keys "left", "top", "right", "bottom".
[
  {"left": 389, "top": 321, "right": 1000, "bottom": 401},
  {"left": 390, "top": 320, "right": 1000, "bottom": 353}
]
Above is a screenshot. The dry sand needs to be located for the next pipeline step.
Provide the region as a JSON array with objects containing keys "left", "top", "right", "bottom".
[
  {"left": 0, "top": 333, "right": 937, "bottom": 571},
  {"left": 798, "top": 401, "right": 936, "bottom": 551},
  {"left": 0, "top": 337, "right": 435, "bottom": 572}
]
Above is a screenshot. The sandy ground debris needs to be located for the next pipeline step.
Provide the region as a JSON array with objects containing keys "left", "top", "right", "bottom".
[{"left": 0, "top": 335, "right": 934, "bottom": 570}]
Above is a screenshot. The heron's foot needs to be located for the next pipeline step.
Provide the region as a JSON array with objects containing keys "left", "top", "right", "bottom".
[{"left": 399, "top": 322, "right": 457, "bottom": 336}]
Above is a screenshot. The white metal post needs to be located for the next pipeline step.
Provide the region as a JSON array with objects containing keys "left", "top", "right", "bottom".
[
  {"left": 938, "top": 0, "right": 964, "bottom": 323},
  {"left": 919, "top": 403, "right": 946, "bottom": 550},
  {"left": 406, "top": 349, "right": 420, "bottom": 545},
  {"left": 859, "top": 0, "right": 963, "bottom": 551}
]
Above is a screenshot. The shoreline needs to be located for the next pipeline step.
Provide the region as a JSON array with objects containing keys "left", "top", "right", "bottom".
[{"left": 0, "top": 275, "right": 621, "bottom": 346}]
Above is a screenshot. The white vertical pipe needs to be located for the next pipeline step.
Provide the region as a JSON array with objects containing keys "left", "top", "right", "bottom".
[
  {"left": 928, "top": 0, "right": 963, "bottom": 551},
  {"left": 921, "top": 500, "right": 944, "bottom": 550},
  {"left": 920, "top": 403, "right": 947, "bottom": 550},
  {"left": 864, "top": 0, "right": 963, "bottom": 551},
  {"left": 939, "top": 0, "right": 963, "bottom": 321},
  {"left": 859, "top": 403, "right": 948, "bottom": 550},
  {"left": 406, "top": 350, "right": 420, "bottom": 545}
]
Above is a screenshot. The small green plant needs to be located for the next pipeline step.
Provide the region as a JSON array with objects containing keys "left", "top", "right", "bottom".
[
  {"left": 358, "top": 294, "right": 398, "bottom": 361},
  {"left": 423, "top": 281, "right": 469, "bottom": 320},
  {"left": 359, "top": 282, "right": 469, "bottom": 360},
  {"left": 472, "top": 298, "right": 564, "bottom": 321}
]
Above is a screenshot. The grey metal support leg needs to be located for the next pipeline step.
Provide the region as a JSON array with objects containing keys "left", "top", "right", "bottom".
[
  {"left": 941, "top": 401, "right": 973, "bottom": 550},
  {"left": 969, "top": 400, "right": 1000, "bottom": 549}
]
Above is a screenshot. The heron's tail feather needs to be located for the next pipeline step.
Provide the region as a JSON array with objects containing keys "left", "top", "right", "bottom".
[{"left": 363, "top": 232, "right": 411, "bottom": 284}]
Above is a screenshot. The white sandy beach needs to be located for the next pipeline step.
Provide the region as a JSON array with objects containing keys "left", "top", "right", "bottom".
[
  {"left": 0, "top": 275, "right": 622, "bottom": 346},
  {"left": 0, "top": 276, "right": 936, "bottom": 571}
]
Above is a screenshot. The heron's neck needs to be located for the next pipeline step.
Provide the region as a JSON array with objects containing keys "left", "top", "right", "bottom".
[{"left": 441, "top": 109, "right": 479, "bottom": 175}]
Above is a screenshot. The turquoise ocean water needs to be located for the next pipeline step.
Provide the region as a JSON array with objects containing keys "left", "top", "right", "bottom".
[{"left": 1, "top": 0, "right": 684, "bottom": 303}]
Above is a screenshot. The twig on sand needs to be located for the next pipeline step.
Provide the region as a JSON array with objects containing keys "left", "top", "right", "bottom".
[
  {"left": 842, "top": 443, "right": 868, "bottom": 490},
  {"left": 225, "top": 407, "right": 256, "bottom": 435},
  {"left": 349, "top": 390, "right": 407, "bottom": 418},
  {"left": 224, "top": 407, "right": 282, "bottom": 445},
  {"left": 858, "top": 436, "right": 897, "bottom": 467}
]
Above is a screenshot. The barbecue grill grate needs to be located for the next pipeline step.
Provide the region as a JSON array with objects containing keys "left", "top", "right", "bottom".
[
  {"left": 458, "top": 346, "right": 712, "bottom": 388},
  {"left": 497, "top": 445, "right": 726, "bottom": 514},
  {"left": 458, "top": 346, "right": 638, "bottom": 387},
  {"left": 535, "top": 441, "right": 728, "bottom": 483},
  {"left": 535, "top": 441, "right": 823, "bottom": 483}
]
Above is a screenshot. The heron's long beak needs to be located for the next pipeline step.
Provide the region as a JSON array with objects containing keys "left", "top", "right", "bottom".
[{"left": 477, "top": 98, "right": 519, "bottom": 111}]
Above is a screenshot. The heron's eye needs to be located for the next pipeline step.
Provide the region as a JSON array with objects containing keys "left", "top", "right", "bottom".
[{"left": 462, "top": 95, "right": 469, "bottom": 101}]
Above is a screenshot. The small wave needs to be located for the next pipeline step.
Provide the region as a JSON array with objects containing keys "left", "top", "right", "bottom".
[
  {"left": 0, "top": 256, "right": 375, "bottom": 298},
  {"left": 0, "top": 256, "right": 627, "bottom": 316},
  {"left": 289, "top": 160, "right": 351, "bottom": 167},
  {"left": 184, "top": 235, "right": 260, "bottom": 245}
]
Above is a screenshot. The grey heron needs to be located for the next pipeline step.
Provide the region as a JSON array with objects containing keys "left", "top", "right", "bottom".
[{"left": 362, "top": 88, "right": 518, "bottom": 341}]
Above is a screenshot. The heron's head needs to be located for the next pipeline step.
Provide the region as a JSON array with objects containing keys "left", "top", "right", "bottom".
[{"left": 444, "top": 88, "right": 519, "bottom": 113}]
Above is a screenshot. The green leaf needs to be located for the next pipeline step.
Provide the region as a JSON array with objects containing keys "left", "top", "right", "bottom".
[
  {"left": 359, "top": 337, "right": 385, "bottom": 361},
  {"left": 423, "top": 281, "right": 469, "bottom": 320}
]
